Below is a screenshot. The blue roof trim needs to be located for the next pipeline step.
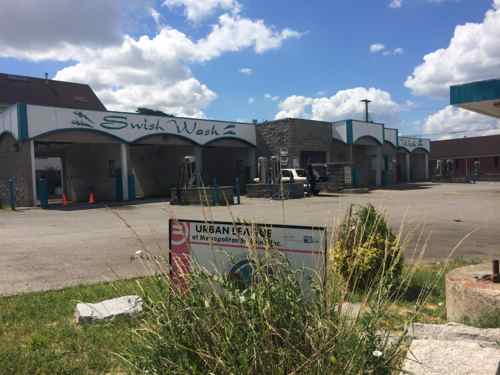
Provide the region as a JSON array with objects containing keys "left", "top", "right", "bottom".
[
  {"left": 451, "top": 79, "right": 500, "bottom": 105},
  {"left": 17, "top": 103, "right": 28, "bottom": 140},
  {"left": 346, "top": 120, "right": 353, "bottom": 144}
]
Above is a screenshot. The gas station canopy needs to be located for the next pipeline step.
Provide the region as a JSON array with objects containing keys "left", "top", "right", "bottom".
[{"left": 450, "top": 79, "right": 500, "bottom": 119}]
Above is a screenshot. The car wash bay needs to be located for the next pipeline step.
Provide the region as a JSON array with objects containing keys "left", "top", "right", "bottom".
[
  {"left": 34, "top": 131, "right": 127, "bottom": 203},
  {"left": 129, "top": 136, "right": 255, "bottom": 199}
]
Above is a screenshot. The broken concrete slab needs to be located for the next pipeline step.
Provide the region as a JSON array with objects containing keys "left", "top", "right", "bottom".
[
  {"left": 402, "top": 339, "right": 500, "bottom": 375},
  {"left": 410, "top": 322, "right": 500, "bottom": 347},
  {"left": 75, "top": 295, "right": 143, "bottom": 324}
]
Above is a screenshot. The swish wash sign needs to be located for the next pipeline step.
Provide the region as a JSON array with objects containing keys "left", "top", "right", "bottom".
[
  {"left": 168, "top": 219, "right": 327, "bottom": 289},
  {"left": 25, "top": 105, "right": 256, "bottom": 146}
]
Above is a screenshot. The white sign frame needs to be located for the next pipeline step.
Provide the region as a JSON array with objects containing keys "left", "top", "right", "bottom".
[
  {"left": 169, "top": 219, "right": 327, "bottom": 288},
  {"left": 25, "top": 105, "right": 256, "bottom": 146}
]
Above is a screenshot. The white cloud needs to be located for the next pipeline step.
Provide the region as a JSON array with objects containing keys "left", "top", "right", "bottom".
[
  {"left": 196, "top": 14, "right": 303, "bottom": 58},
  {"left": 370, "top": 43, "right": 386, "bottom": 53},
  {"left": 371, "top": 43, "right": 403, "bottom": 56},
  {"left": 248, "top": 97, "right": 255, "bottom": 104},
  {"left": 163, "top": 0, "right": 241, "bottom": 22},
  {"left": 276, "top": 87, "right": 401, "bottom": 124},
  {"left": 150, "top": 7, "right": 162, "bottom": 28},
  {"left": 0, "top": 0, "right": 122, "bottom": 53},
  {"left": 276, "top": 96, "right": 313, "bottom": 119},
  {"left": 0, "top": 7, "right": 301, "bottom": 117},
  {"left": 423, "top": 106, "right": 500, "bottom": 139},
  {"left": 264, "top": 93, "right": 280, "bottom": 102},
  {"left": 239, "top": 67, "right": 253, "bottom": 75},
  {"left": 389, "top": 0, "right": 402, "bottom": 8},
  {"left": 382, "top": 48, "right": 404, "bottom": 56},
  {"left": 405, "top": 0, "right": 500, "bottom": 97}
]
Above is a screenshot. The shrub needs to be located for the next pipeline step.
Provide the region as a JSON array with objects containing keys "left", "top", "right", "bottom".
[
  {"left": 122, "top": 250, "right": 409, "bottom": 375},
  {"left": 331, "top": 204, "right": 403, "bottom": 291}
]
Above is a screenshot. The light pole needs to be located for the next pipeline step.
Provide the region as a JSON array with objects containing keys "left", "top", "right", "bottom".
[{"left": 361, "top": 99, "right": 371, "bottom": 122}]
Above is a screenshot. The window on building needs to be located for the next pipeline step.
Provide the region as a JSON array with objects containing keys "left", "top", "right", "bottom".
[
  {"left": 495, "top": 156, "right": 499, "bottom": 168},
  {"left": 455, "top": 159, "right": 460, "bottom": 170}
]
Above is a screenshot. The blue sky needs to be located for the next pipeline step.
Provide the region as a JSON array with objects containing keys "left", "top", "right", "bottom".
[{"left": 1, "top": 0, "right": 499, "bottom": 138}]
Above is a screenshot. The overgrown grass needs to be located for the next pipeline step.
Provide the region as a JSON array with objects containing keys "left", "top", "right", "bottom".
[
  {"left": 0, "top": 260, "right": 475, "bottom": 375},
  {"left": 0, "top": 279, "right": 155, "bottom": 375}
]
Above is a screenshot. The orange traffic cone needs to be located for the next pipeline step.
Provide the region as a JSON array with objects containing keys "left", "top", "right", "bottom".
[
  {"left": 62, "top": 193, "right": 68, "bottom": 207},
  {"left": 88, "top": 192, "right": 96, "bottom": 204}
]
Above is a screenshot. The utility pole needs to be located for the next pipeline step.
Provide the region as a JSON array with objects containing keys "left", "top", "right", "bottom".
[{"left": 361, "top": 99, "right": 371, "bottom": 122}]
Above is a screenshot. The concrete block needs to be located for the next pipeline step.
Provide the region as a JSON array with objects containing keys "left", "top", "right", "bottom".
[
  {"left": 410, "top": 322, "right": 500, "bottom": 347},
  {"left": 75, "top": 295, "right": 143, "bottom": 324},
  {"left": 446, "top": 263, "right": 500, "bottom": 324},
  {"left": 402, "top": 339, "right": 500, "bottom": 375}
]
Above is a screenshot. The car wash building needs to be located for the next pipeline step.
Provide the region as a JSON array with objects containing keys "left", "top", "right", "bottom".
[
  {"left": 256, "top": 118, "right": 430, "bottom": 188},
  {"left": 0, "top": 74, "right": 256, "bottom": 207},
  {"left": 429, "top": 78, "right": 500, "bottom": 181}
]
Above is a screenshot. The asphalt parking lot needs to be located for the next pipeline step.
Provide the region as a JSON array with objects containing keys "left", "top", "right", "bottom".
[{"left": 1, "top": 182, "right": 499, "bottom": 296}]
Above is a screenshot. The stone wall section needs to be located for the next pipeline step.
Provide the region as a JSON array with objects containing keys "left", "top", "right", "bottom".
[{"left": 0, "top": 135, "right": 34, "bottom": 207}]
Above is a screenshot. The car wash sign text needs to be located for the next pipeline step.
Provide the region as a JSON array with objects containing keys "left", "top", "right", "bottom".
[{"left": 26, "top": 105, "right": 256, "bottom": 146}]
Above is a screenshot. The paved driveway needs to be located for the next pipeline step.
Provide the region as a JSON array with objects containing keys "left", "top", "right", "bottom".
[{"left": 1, "top": 182, "right": 499, "bottom": 296}]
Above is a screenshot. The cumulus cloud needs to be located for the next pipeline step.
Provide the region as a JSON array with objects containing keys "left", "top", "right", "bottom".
[
  {"left": 239, "top": 67, "right": 253, "bottom": 75},
  {"left": 196, "top": 14, "right": 303, "bottom": 57},
  {"left": 150, "top": 7, "right": 162, "bottom": 28},
  {"left": 423, "top": 106, "right": 500, "bottom": 139},
  {"left": 370, "top": 43, "right": 403, "bottom": 56},
  {"left": 389, "top": 0, "right": 402, "bottom": 8},
  {"left": 163, "top": 0, "right": 240, "bottom": 22},
  {"left": 0, "top": 0, "right": 122, "bottom": 52},
  {"left": 276, "top": 87, "right": 401, "bottom": 125},
  {"left": 405, "top": 0, "right": 500, "bottom": 97},
  {"left": 383, "top": 47, "right": 404, "bottom": 56},
  {"left": 0, "top": 5, "right": 301, "bottom": 117},
  {"left": 264, "top": 93, "right": 280, "bottom": 101},
  {"left": 248, "top": 97, "right": 255, "bottom": 104},
  {"left": 370, "top": 43, "right": 385, "bottom": 53}
]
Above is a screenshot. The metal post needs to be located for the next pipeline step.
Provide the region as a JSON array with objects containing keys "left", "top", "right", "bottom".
[
  {"left": 194, "top": 146, "right": 203, "bottom": 185},
  {"left": 424, "top": 152, "right": 430, "bottom": 180},
  {"left": 406, "top": 153, "right": 411, "bottom": 182},
  {"left": 8, "top": 177, "right": 16, "bottom": 210},
  {"left": 120, "top": 143, "right": 129, "bottom": 201},
  {"left": 212, "top": 178, "right": 219, "bottom": 206},
  {"left": 235, "top": 177, "right": 241, "bottom": 205},
  {"left": 375, "top": 146, "right": 382, "bottom": 187},
  {"left": 30, "top": 140, "right": 38, "bottom": 206}
]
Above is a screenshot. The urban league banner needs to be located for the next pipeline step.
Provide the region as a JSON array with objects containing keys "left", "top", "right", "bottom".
[
  {"left": 26, "top": 104, "right": 256, "bottom": 146},
  {"left": 169, "top": 219, "right": 327, "bottom": 288}
]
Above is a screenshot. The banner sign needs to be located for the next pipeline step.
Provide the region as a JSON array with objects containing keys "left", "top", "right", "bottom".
[
  {"left": 169, "top": 219, "right": 327, "bottom": 288},
  {"left": 26, "top": 105, "right": 256, "bottom": 146},
  {"left": 399, "top": 137, "right": 430, "bottom": 152}
]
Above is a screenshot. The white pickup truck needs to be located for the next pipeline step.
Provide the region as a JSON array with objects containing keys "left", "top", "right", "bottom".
[{"left": 280, "top": 168, "right": 307, "bottom": 183}]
